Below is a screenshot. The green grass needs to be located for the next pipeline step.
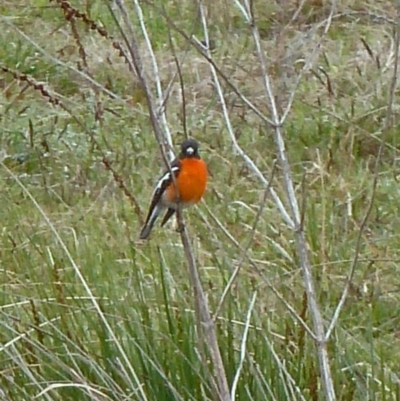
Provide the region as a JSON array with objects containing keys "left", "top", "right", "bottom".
[{"left": 1, "top": 0, "right": 400, "bottom": 400}]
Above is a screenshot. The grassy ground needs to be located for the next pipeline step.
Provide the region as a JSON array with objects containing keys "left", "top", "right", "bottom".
[{"left": 1, "top": 1, "right": 400, "bottom": 400}]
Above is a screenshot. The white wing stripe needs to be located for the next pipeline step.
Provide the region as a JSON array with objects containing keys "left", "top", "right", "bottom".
[{"left": 154, "top": 166, "right": 180, "bottom": 191}]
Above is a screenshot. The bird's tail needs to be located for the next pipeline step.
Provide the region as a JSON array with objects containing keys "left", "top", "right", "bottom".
[
  {"left": 160, "top": 208, "right": 176, "bottom": 227},
  {"left": 139, "top": 204, "right": 163, "bottom": 240}
]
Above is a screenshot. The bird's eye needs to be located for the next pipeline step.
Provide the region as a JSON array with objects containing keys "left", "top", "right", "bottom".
[{"left": 186, "top": 147, "right": 194, "bottom": 155}]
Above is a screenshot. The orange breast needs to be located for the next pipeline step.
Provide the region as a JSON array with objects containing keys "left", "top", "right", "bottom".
[{"left": 164, "top": 159, "right": 207, "bottom": 206}]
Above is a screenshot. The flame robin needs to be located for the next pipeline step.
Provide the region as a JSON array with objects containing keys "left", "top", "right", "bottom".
[{"left": 139, "top": 138, "right": 208, "bottom": 239}]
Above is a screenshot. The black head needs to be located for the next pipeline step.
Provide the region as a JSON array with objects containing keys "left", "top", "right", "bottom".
[{"left": 179, "top": 138, "right": 200, "bottom": 159}]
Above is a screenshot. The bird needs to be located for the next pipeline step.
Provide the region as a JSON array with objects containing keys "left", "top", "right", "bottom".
[{"left": 139, "top": 138, "right": 208, "bottom": 240}]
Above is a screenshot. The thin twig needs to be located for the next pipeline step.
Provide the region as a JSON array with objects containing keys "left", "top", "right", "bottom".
[
  {"left": 109, "top": 1, "right": 173, "bottom": 162},
  {"left": 132, "top": 0, "right": 173, "bottom": 151}
]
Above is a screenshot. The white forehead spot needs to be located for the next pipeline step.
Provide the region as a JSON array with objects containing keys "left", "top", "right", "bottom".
[{"left": 186, "top": 146, "right": 194, "bottom": 155}]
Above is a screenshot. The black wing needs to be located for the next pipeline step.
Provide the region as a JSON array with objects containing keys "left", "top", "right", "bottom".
[{"left": 142, "top": 159, "right": 181, "bottom": 225}]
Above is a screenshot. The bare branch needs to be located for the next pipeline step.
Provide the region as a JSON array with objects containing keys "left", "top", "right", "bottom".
[
  {"left": 177, "top": 207, "right": 231, "bottom": 401},
  {"left": 196, "top": 1, "right": 295, "bottom": 229},
  {"left": 237, "top": 0, "right": 338, "bottom": 398}
]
